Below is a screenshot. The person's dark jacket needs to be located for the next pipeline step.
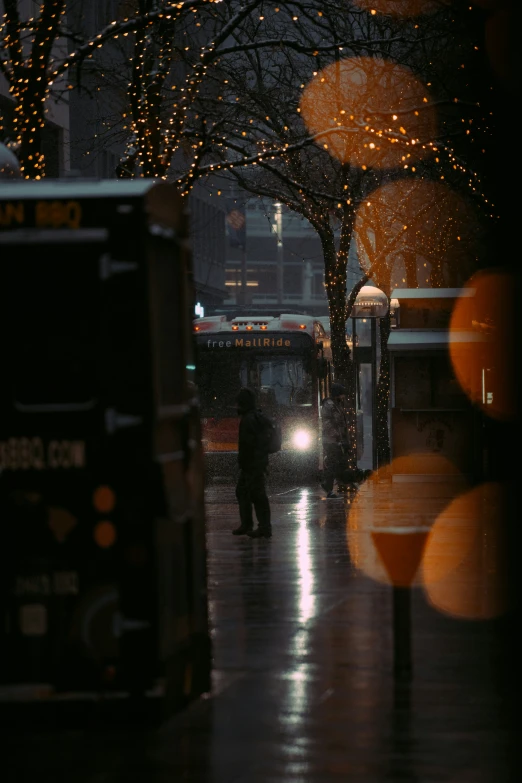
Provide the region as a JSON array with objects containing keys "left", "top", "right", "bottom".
[
  {"left": 321, "top": 397, "right": 349, "bottom": 446},
  {"left": 237, "top": 387, "right": 269, "bottom": 472}
]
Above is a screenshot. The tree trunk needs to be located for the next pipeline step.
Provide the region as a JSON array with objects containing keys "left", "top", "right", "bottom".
[
  {"left": 320, "top": 227, "right": 358, "bottom": 469},
  {"left": 376, "top": 311, "right": 391, "bottom": 469},
  {"left": 372, "top": 263, "right": 392, "bottom": 472},
  {"left": 17, "top": 94, "right": 46, "bottom": 178},
  {"left": 5, "top": 0, "right": 66, "bottom": 178}
]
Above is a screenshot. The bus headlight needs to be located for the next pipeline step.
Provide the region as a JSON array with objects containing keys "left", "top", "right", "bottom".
[{"left": 292, "top": 429, "right": 312, "bottom": 450}]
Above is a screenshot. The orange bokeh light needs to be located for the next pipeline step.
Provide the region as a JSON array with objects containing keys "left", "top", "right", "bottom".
[
  {"left": 93, "top": 485, "right": 116, "bottom": 513},
  {"left": 94, "top": 520, "right": 117, "bottom": 548},
  {"left": 300, "top": 57, "right": 436, "bottom": 170},
  {"left": 346, "top": 456, "right": 466, "bottom": 587},
  {"left": 422, "top": 482, "right": 509, "bottom": 619},
  {"left": 449, "top": 268, "right": 516, "bottom": 421},
  {"left": 354, "top": 179, "right": 483, "bottom": 287},
  {"left": 390, "top": 453, "right": 464, "bottom": 477}
]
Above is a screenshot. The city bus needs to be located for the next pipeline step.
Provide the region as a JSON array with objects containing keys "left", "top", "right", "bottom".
[
  {"left": 0, "top": 178, "right": 211, "bottom": 722},
  {"left": 193, "top": 313, "right": 333, "bottom": 480}
]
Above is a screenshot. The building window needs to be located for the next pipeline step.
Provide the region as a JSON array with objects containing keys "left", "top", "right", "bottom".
[
  {"left": 283, "top": 265, "right": 303, "bottom": 296},
  {"left": 254, "top": 265, "right": 277, "bottom": 294},
  {"left": 312, "top": 270, "right": 325, "bottom": 298},
  {"left": 225, "top": 267, "right": 260, "bottom": 290},
  {"left": 225, "top": 267, "right": 241, "bottom": 289}
]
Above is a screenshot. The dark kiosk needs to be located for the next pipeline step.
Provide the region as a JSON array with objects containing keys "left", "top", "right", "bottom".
[{"left": 0, "top": 179, "right": 211, "bottom": 722}]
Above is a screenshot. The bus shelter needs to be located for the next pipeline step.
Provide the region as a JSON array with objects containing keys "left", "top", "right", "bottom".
[
  {"left": 350, "top": 285, "right": 389, "bottom": 471},
  {"left": 387, "top": 288, "right": 487, "bottom": 483}
]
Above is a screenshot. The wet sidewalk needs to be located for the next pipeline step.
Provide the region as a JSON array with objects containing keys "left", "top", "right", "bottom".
[{"left": 5, "top": 476, "right": 518, "bottom": 782}]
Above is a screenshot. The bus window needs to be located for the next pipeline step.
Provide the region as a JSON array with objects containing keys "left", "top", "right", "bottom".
[
  {"left": 254, "top": 358, "right": 313, "bottom": 407},
  {"left": 10, "top": 246, "right": 100, "bottom": 410},
  {"left": 196, "top": 353, "right": 313, "bottom": 416},
  {"left": 197, "top": 353, "right": 242, "bottom": 416}
]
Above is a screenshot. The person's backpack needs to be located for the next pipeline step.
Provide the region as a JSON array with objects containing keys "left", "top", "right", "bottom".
[{"left": 255, "top": 411, "right": 282, "bottom": 454}]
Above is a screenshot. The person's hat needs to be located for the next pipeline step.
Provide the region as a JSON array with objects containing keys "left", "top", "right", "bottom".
[
  {"left": 236, "top": 387, "right": 256, "bottom": 412},
  {"left": 331, "top": 382, "right": 347, "bottom": 398}
]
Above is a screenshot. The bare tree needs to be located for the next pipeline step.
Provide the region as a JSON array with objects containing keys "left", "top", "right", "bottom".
[
  {"left": 0, "top": 0, "right": 258, "bottom": 177},
  {"left": 1, "top": 1, "right": 496, "bottom": 468},
  {"left": 177, "top": 0, "right": 493, "bottom": 468}
]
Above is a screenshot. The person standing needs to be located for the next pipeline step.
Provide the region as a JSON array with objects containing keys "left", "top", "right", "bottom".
[
  {"left": 232, "top": 387, "right": 272, "bottom": 539},
  {"left": 320, "top": 382, "right": 352, "bottom": 498}
]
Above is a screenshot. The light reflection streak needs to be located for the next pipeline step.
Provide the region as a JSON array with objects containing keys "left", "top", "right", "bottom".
[
  {"left": 280, "top": 663, "right": 310, "bottom": 726},
  {"left": 291, "top": 627, "right": 309, "bottom": 656},
  {"left": 296, "top": 489, "right": 316, "bottom": 624},
  {"left": 279, "top": 493, "right": 316, "bottom": 753}
]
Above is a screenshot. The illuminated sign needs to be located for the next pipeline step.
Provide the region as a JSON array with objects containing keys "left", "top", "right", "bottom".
[
  {"left": 0, "top": 437, "right": 86, "bottom": 471},
  {"left": 196, "top": 331, "right": 313, "bottom": 351},
  {"left": 351, "top": 300, "right": 389, "bottom": 318},
  {"left": 204, "top": 337, "right": 292, "bottom": 349},
  {"left": 0, "top": 200, "right": 82, "bottom": 229}
]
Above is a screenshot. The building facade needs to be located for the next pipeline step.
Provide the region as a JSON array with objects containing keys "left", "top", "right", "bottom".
[{"left": 221, "top": 199, "right": 330, "bottom": 317}]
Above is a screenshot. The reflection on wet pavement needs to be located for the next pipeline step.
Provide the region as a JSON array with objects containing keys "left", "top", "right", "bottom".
[{"left": 5, "top": 477, "right": 516, "bottom": 782}]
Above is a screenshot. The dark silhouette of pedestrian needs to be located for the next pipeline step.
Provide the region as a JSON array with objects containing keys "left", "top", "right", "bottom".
[
  {"left": 320, "top": 382, "right": 352, "bottom": 498},
  {"left": 232, "top": 387, "right": 272, "bottom": 538}
]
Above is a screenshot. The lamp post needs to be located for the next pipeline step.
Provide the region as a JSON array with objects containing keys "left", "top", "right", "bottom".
[
  {"left": 240, "top": 243, "right": 247, "bottom": 308},
  {"left": 350, "top": 285, "right": 389, "bottom": 471},
  {"left": 273, "top": 202, "right": 284, "bottom": 306}
]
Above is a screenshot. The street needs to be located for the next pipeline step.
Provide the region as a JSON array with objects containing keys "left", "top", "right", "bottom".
[{"left": 5, "top": 474, "right": 515, "bottom": 783}]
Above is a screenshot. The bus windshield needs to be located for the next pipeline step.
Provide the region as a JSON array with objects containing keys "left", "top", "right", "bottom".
[{"left": 196, "top": 352, "right": 313, "bottom": 417}]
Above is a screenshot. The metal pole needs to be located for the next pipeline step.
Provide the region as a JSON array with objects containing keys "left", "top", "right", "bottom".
[
  {"left": 355, "top": 328, "right": 360, "bottom": 408},
  {"left": 393, "top": 586, "right": 412, "bottom": 681},
  {"left": 303, "top": 260, "right": 313, "bottom": 304},
  {"left": 351, "top": 317, "right": 358, "bottom": 467},
  {"left": 371, "top": 318, "right": 377, "bottom": 471},
  {"left": 240, "top": 245, "right": 247, "bottom": 307},
  {"left": 274, "top": 203, "right": 283, "bottom": 306}
]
